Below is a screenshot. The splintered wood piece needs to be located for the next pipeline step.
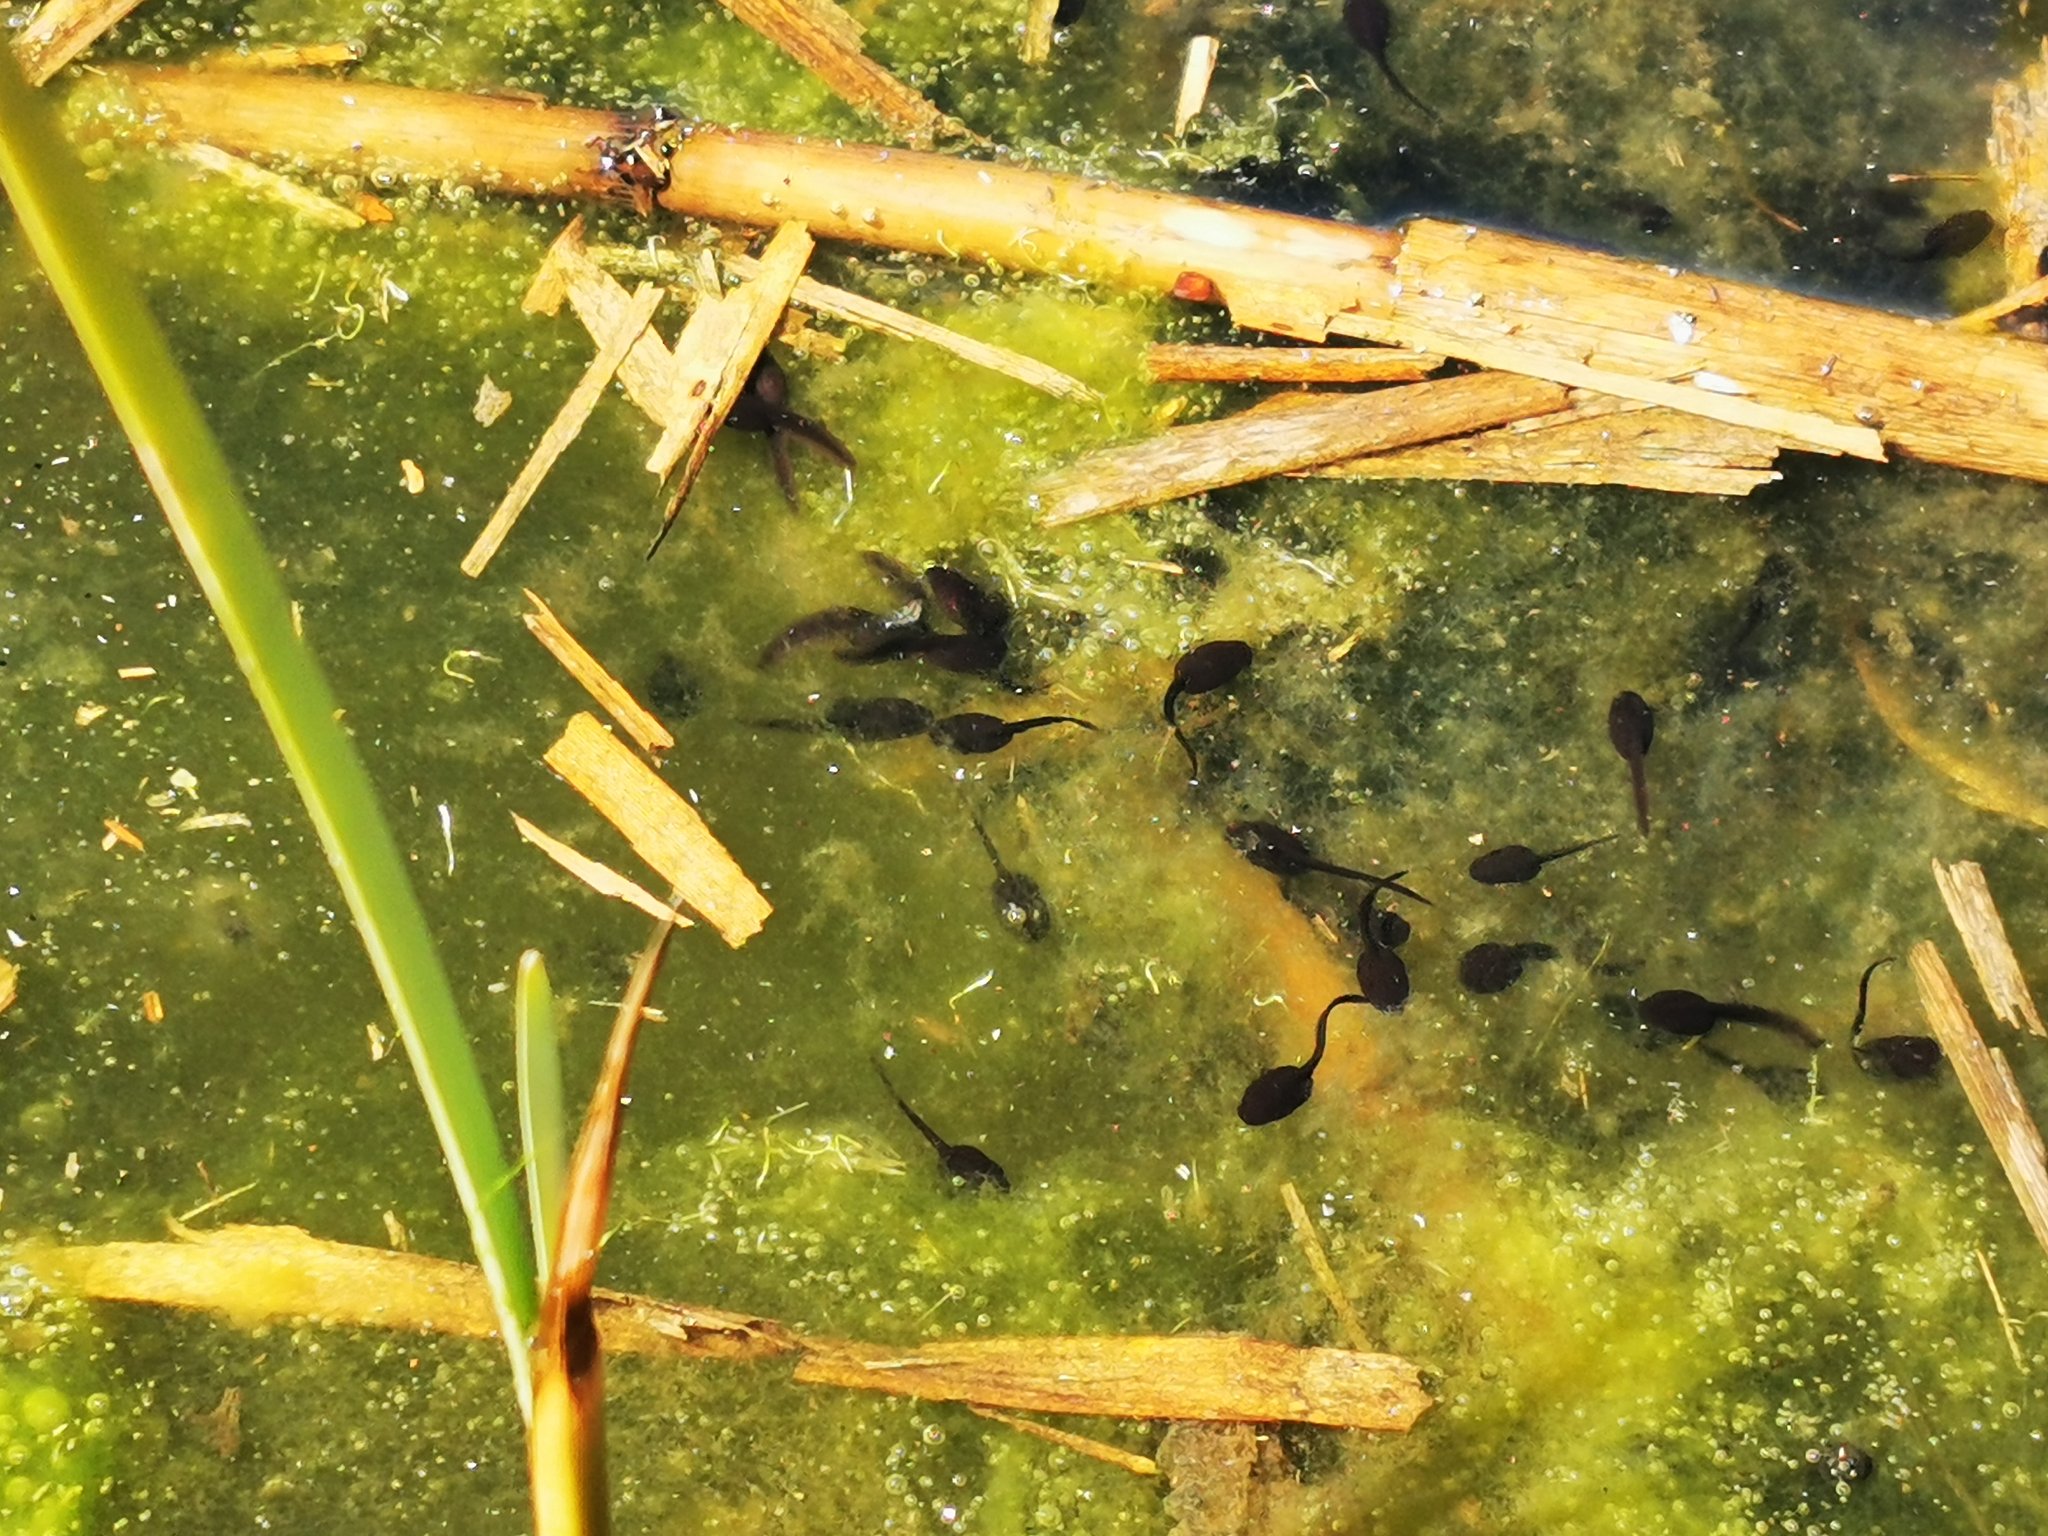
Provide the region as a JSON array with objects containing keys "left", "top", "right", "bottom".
[
  {"left": 0, "top": 956, "right": 17, "bottom": 1015},
  {"left": 1991, "top": 40, "right": 2048, "bottom": 297},
  {"left": 1021, "top": 0, "right": 1060, "bottom": 65},
  {"left": 461, "top": 281, "right": 665, "bottom": 577},
  {"left": 512, "top": 814, "right": 696, "bottom": 930},
  {"left": 595, "top": 242, "right": 1098, "bottom": 402},
  {"left": 966, "top": 1407, "right": 1158, "bottom": 1476},
  {"left": 1337, "top": 221, "right": 1885, "bottom": 459},
  {"left": 1310, "top": 393, "right": 1785, "bottom": 495},
  {"left": 522, "top": 219, "right": 688, "bottom": 430},
  {"left": 12, "top": 0, "right": 146, "bottom": 85},
  {"left": 644, "top": 223, "right": 814, "bottom": 543},
  {"left": 792, "top": 1334, "right": 1432, "bottom": 1431},
  {"left": 1955, "top": 272, "right": 2048, "bottom": 332},
  {"left": 1909, "top": 942, "right": 2048, "bottom": 1262},
  {"left": 522, "top": 589, "right": 675, "bottom": 754},
  {"left": 542, "top": 712, "right": 772, "bottom": 946},
  {"left": 173, "top": 142, "right": 366, "bottom": 229},
  {"left": 1174, "top": 37, "right": 1219, "bottom": 138},
  {"left": 1279, "top": 1181, "right": 1372, "bottom": 1353},
  {"left": 27, "top": 1222, "right": 797, "bottom": 1360},
  {"left": 1931, "top": 860, "right": 2046, "bottom": 1037},
  {"left": 1034, "top": 371, "right": 1570, "bottom": 525},
  {"left": 194, "top": 41, "right": 364, "bottom": 72},
  {"left": 717, "top": 0, "right": 959, "bottom": 143},
  {"left": 1145, "top": 343, "right": 1443, "bottom": 385}
]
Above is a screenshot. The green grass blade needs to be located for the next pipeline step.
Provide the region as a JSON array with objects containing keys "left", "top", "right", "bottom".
[
  {"left": 0, "top": 53, "right": 538, "bottom": 1409},
  {"left": 515, "top": 950, "right": 567, "bottom": 1279}
]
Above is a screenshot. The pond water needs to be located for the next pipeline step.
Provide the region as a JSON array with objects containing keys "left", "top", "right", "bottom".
[{"left": 4, "top": 0, "right": 2048, "bottom": 1531}]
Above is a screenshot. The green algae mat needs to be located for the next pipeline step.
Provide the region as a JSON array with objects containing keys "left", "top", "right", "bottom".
[{"left": 5, "top": 0, "right": 2048, "bottom": 1531}]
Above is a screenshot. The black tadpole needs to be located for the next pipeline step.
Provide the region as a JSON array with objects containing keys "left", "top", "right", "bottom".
[
  {"left": 1355, "top": 888, "right": 1412, "bottom": 1013},
  {"left": 1902, "top": 209, "right": 1994, "bottom": 263},
  {"left": 1639, "top": 988, "right": 1823, "bottom": 1049},
  {"left": 1467, "top": 835, "right": 1616, "bottom": 886},
  {"left": 1607, "top": 691, "right": 1655, "bottom": 836},
  {"left": 724, "top": 351, "right": 857, "bottom": 505},
  {"left": 824, "top": 696, "right": 937, "bottom": 740},
  {"left": 1162, "top": 640, "right": 1254, "bottom": 778},
  {"left": 1848, "top": 956, "right": 1943, "bottom": 1079},
  {"left": 929, "top": 712, "right": 1096, "bottom": 755},
  {"left": 972, "top": 817, "right": 1052, "bottom": 943},
  {"left": 1226, "top": 820, "right": 1431, "bottom": 906},
  {"left": 875, "top": 1062, "right": 1010, "bottom": 1191},
  {"left": 1237, "top": 995, "right": 1370, "bottom": 1126},
  {"left": 1341, "top": 0, "right": 1437, "bottom": 120},
  {"left": 1459, "top": 941, "right": 1560, "bottom": 996}
]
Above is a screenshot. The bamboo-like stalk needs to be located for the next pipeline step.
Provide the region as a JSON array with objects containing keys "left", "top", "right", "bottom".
[
  {"left": 0, "top": 50, "right": 539, "bottom": 1406},
  {"left": 104, "top": 66, "right": 2048, "bottom": 487}
]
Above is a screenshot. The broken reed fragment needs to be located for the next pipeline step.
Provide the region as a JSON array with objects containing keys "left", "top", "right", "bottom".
[
  {"left": 1849, "top": 640, "right": 2048, "bottom": 834},
  {"left": 1173, "top": 37, "right": 1219, "bottom": 138},
  {"left": 965, "top": 1407, "right": 1158, "bottom": 1477},
  {"left": 1144, "top": 343, "right": 1443, "bottom": 385},
  {"left": 1990, "top": 39, "right": 2048, "bottom": 299},
  {"left": 461, "top": 281, "right": 665, "bottom": 578},
  {"left": 1931, "top": 860, "right": 2046, "bottom": 1036},
  {"left": 591, "top": 242, "right": 1099, "bottom": 403},
  {"left": 542, "top": 712, "right": 771, "bottom": 946},
  {"left": 521, "top": 589, "right": 675, "bottom": 756},
  {"left": 11, "top": 0, "right": 146, "bottom": 85},
  {"left": 30, "top": 1224, "right": 1432, "bottom": 1433},
  {"left": 715, "top": 0, "right": 959, "bottom": 144},
  {"left": 511, "top": 814, "right": 695, "bottom": 930},
  {"left": 1908, "top": 942, "right": 2048, "bottom": 1263},
  {"left": 524, "top": 219, "right": 692, "bottom": 429},
  {"left": 644, "top": 221, "right": 814, "bottom": 554},
  {"left": 173, "top": 142, "right": 365, "bottom": 230},
  {"left": 1034, "top": 371, "right": 1570, "bottom": 525}
]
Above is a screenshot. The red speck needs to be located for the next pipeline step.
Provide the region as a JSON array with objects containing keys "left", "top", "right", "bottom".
[{"left": 1170, "top": 271, "right": 1217, "bottom": 303}]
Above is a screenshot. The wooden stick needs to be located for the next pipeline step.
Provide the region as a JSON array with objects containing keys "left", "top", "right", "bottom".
[
  {"left": 172, "top": 142, "right": 366, "bottom": 229},
  {"left": 1173, "top": 36, "right": 1219, "bottom": 138},
  {"left": 1279, "top": 1181, "right": 1372, "bottom": 1353},
  {"left": 512, "top": 814, "right": 695, "bottom": 929},
  {"left": 644, "top": 222, "right": 813, "bottom": 549},
  {"left": 30, "top": 1224, "right": 1433, "bottom": 1432},
  {"left": 1034, "top": 372, "right": 1571, "bottom": 525},
  {"left": 1145, "top": 343, "right": 1442, "bottom": 385},
  {"left": 542, "top": 712, "right": 772, "bottom": 946},
  {"left": 522, "top": 589, "right": 675, "bottom": 756},
  {"left": 462, "top": 281, "right": 665, "bottom": 577},
  {"left": 1908, "top": 942, "right": 2048, "bottom": 1262},
  {"left": 1931, "top": 860, "right": 2046, "bottom": 1037},
  {"left": 108, "top": 69, "right": 2048, "bottom": 486},
  {"left": 1991, "top": 40, "right": 2048, "bottom": 298},
  {"left": 966, "top": 1407, "right": 1159, "bottom": 1476},
  {"left": 12, "top": 0, "right": 146, "bottom": 86},
  {"left": 1849, "top": 640, "right": 2048, "bottom": 833},
  {"left": 523, "top": 220, "right": 692, "bottom": 430},
  {"left": 592, "top": 243, "right": 1097, "bottom": 402},
  {"left": 716, "top": 0, "right": 960, "bottom": 144},
  {"left": 1309, "top": 393, "right": 1784, "bottom": 496}
]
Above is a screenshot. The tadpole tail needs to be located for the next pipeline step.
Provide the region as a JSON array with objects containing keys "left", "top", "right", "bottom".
[
  {"left": 1310, "top": 860, "right": 1432, "bottom": 907},
  {"left": 874, "top": 1061, "right": 947, "bottom": 1154},
  {"left": 1306, "top": 994, "right": 1371, "bottom": 1073},
  {"left": 1173, "top": 722, "right": 1201, "bottom": 780},
  {"left": 782, "top": 412, "right": 859, "bottom": 472},
  {"left": 768, "top": 430, "right": 799, "bottom": 505},
  {"left": 1721, "top": 1002, "right": 1825, "bottom": 1050},
  {"left": 1162, "top": 678, "right": 1187, "bottom": 728},
  {"left": 1547, "top": 833, "right": 1620, "bottom": 861},
  {"left": 1013, "top": 715, "right": 1098, "bottom": 735},
  {"left": 1375, "top": 57, "right": 1440, "bottom": 122},
  {"left": 1628, "top": 759, "right": 1651, "bottom": 836},
  {"left": 1851, "top": 955, "right": 1895, "bottom": 1043}
]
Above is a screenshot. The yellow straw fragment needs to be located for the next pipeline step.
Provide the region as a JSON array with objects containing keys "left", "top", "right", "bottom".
[
  {"left": 511, "top": 814, "right": 695, "bottom": 930},
  {"left": 521, "top": 589, "right": 675, "bottom": 756},
  {"left": 541, "top": 713, "right": 771, "bottom": 946},
  {"left": 462, "top": 281, "right": 666, "bottom": 577}
]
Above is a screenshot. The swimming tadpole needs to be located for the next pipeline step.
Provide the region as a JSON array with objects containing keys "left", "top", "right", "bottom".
[
  {"left": 875, "top": 1061, "right": 1010, "bottom": 1191},
  {"left": 1355, "top": 888, "right": 1412, "bottom": 1013},
  {"left": 1467, "top": 835, "right": 1616, "bottom": 886},
  {"left": 1226, "top": 821, "right": 1430, "bottom": 905},
  {"left": 928, "top": 712, "right": 1097, "bottom": 755},
  {"left": 1458, "top": 941, "right": 1560, "bottom": 996},
  {"left": 1847, "top": 956, "right": 1943, "bottom": 1079},
  {"left": 1162, "top": 639, "right": 1254, "bottom": 779},
  {"left": 1639, "top": 988, "right": 1823, "bottom": 1049},
  {"left": 1237, "top": 994, "right": 1371, "bottom": 1126},
  {"left": 972, "top": 817, "right": 1053, "bottom": 943},
  {"left": 724, "top": 350, "right": 857, "bottom": 503},
  {"left": 1901, "top": 209, "right": 1994, "bottom": 263},
  {"left": 1607, "top": 691, "right": 1655, "bottom": 837},
  {"left": 1342, "top": 0, "right": 1437, "bottom": 119}
]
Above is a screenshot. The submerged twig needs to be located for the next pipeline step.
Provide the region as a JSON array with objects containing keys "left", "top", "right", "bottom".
[
  {"left": 966, "top": 1407, "right": 1159, "bottom": 1476},
  {"left": 12, "top": 0, "right": 146, "bottom": 86},
  {"left": 715, "top": 0, "right": 961, "bottom": 144},
  {"left": 522, "top": 589, "right": 676, "bottom": 757},
  {"left": 1279, "top": 1181, "right": 1372, "bottom": 1353},
  {"left": 1931, "top": 860, "right": 2046, "bottom": 1037},
  {"left": 1908, "top": 942, "right": 2048, "bottom": 1263}
]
